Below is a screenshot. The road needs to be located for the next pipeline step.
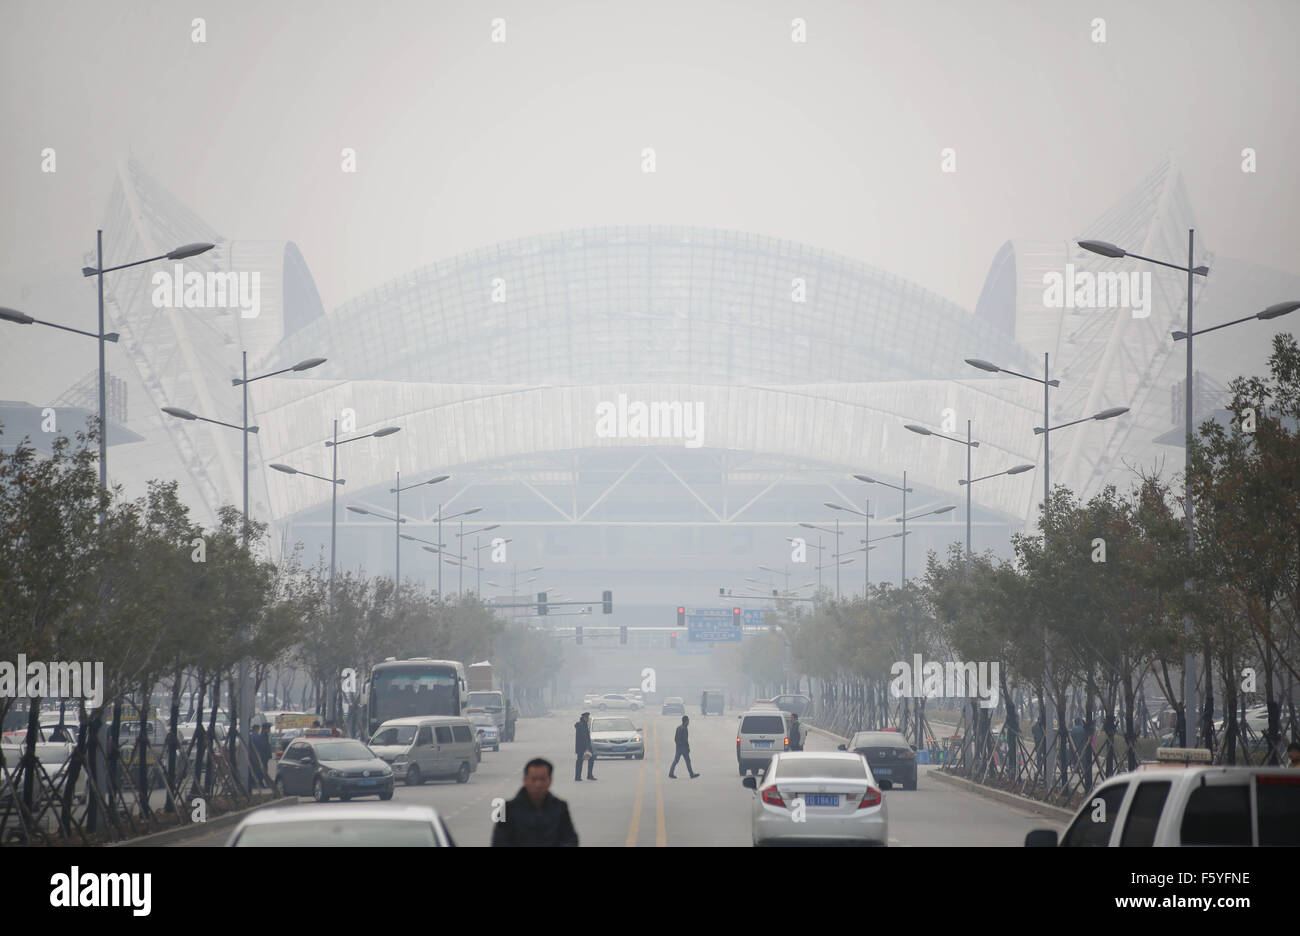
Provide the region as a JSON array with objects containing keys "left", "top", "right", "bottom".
[{"left": 172, "top": 708, "right": 1065, "bottom": 846}]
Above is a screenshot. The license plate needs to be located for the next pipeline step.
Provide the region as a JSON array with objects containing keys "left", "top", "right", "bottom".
[
  {"left": 612, "top": 746, "right": 626, "bottom": 751},
  {"left": 874, "top": 768, "right": 892, "bottom": 776},
  {"left": 358, "top": 779, "right": 377, "bottom": 786},
  {"left": 805, "top": 794, "right": 839, "bottom": 807},
  {"left": 753, "top": 741, "right": 772, "bottom": 749}
]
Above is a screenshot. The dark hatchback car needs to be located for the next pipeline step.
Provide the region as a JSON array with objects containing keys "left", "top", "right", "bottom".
[
  {"left": 839, "top": 730, "right": 917, "bottom": 790},
  {"left": 275, "top": 736, "right": 395, "bottom": 802},
  {"left": 661, "top": 696, "right": 686, "bottom": 715}
]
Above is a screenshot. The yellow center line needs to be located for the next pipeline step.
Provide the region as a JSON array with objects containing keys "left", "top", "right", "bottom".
[
  {"left": 654, "top": 721, "right": 667, "bottom": 846},
  {"left": 624, "top": 731, "right": 646, "bottom": 847}
]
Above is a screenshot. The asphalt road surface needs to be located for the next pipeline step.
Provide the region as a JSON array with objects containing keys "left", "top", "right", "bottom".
[{"left": 172, "top": 708, "right": 1066, "bottom": 846}]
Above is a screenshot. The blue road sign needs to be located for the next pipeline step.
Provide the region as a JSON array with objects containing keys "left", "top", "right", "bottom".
[
  {"left": 687, "top": 608, "right": 742, "bottom": 642},
  {"left": 742, "top": 609, "right": 767, "bottom": 627}
]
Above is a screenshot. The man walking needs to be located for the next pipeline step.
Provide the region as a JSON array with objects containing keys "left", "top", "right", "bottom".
[
  {"left": 491, "top": 758, "right": 579, "bottom": 847},
  {"left": 669, "top": 715, "right": 700, "bottom": 779},
  {"left": 250, "top": 723, "right": 272, "bottom": 788},
  {"left": 788, "top": 712, "right": 803, "bottom": 752},
  {"left": 574, "top": 712, "right": 596, "bottom": 781}
]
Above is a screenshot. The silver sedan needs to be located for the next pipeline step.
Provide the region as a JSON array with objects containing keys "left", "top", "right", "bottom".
[
  {"left": 742, "top": 752, "right": 888, "bottom": 846},
  {"left": 226, "top": 803, "right": 455, "bottom": 846}
]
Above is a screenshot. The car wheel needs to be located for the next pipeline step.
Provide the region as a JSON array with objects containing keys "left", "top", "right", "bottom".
[
  {"left": 340, "top": 794, "right": 352, "bottom": 802},
  {"left": 406, "top": 765, "right": 422, "bottom": 787},
  {"left": 312, "top": 778, "right": 328, "bottom": 803},
  {"left": 456, "top": 762, "right": 470, "bottom": 784},
  {"left": 739, "top": 763, "right": 747, "bottom": 776},
  {"left": 905, "top": 776, "right": 917, "bottom": 791},
  {"left": 493, "top": 744, "right": 500, "bottom": 752},
  {"left": 635, "top": 752, "right": 644, "bottom": 760},
  {"left": 631, "top": 704, "right": 639, "bottom": 710},
  {"left": 379, "top": 787, "right": 394, "bottom": 801},
  {"left": 273, "top": 777, "right": 288, "bottom": 798},
  {"left": 625, "top": 754, "right": 632, "bottom": 760}
]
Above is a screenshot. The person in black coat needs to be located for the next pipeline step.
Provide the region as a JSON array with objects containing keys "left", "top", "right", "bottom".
[
  {"left": 574, "top": 712, "right": 596, "bottom": 781},
  {"left": 668, "top": 715, "right": 700, "bottom": 779},
  {"left": 492, "top": 758, "right": 579, "bottom": 847},
  {"left": 788, "top": 713, "right": 803, "bottom": 752}
]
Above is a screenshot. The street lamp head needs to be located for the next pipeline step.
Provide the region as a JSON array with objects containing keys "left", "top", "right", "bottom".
[
  {"left": 824, "top": 502, "right": 845, "bottom": 511},
  {"left": 166, "top": 243, "right": 216, "bottom": 260},
  {"left": 161, "top": 406, "right": 198, "bottom": 420},
  {"left": 934, "top": 505, "right": 957, "bottom": 515},
  {"left": 904, "top": 424, "right": 931, "bottom": 436},
  {"left": 965, "top": 358, "right": 1001, "bottom": 373},
  {"left": 292, "top": 357, "right": 328, "bottom": 371},
  {"left": 268, "top": 463, "right": 297, "bottom": 474},
  {"left": 1258, "top": 300, "right": 1300, "bottom": 321},
  {"left": 958, "top": 479, "right": 969, "bottom": 486},
  {"left": 422, "top": 546, "right": 438, "bottom": 554},
  {"left": 853, "top": 474, "right": 876, "bottom": 484},
  {"left": 1172, "top": 330, "right": 1188, "bottom": 341},
  {"left": 346, "top": 506, "right": 369, "bottom": 516},
  {"left": 428, "top": 475, "right": 450, "bottom": 485},
  {"left": 1094, "top": 406, "right": 1130, "bottom": 421},
  {"left": 798, "top": 523, "right": 817, "bottom": 530},
  {"left": 372, "top": 426, "right": 401, "bottom": 438},
  {"left": 1032, "top": 426, "right": 1045, "bottom": 435},
  {"left": 400, "top": 534, "right": 420, "bottom": 542},
  {"left": 481, "top": 524, "right": 500, "bottom": 532},
  {"left": 104, "top": 332, "right": 120, "bottom": 342},
  {"left": 464, "top": 507, "right": 483, "bottom": 516},
  {"left": 1007, "top": 463, "right": 1035, "bottom": 475},
  {"left": 0, "top": 307, "right": 35, "bottom": 325},
  {"left": 1078, "top": 239, "right": 1126, "bottom": 259}
]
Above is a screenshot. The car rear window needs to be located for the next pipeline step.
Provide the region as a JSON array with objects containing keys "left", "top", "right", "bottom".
[
  {"left": 236, "top": 819, "right": 439, "bottom": 847},
  {"left": 1256, "top": 774, "right": 1300, "bottom": 846},
  {"left": 777, "top": 757, "right": 867, "bottom": 780},
  {"left": 740, "top": 715, "right": 785, "bottom": 734},
  {"left": 1180, "top": 785, "right": 1251, "bottom": 846}
]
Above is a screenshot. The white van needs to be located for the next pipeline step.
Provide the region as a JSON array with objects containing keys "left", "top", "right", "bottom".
[{"left": 369, "top": 716, "right": 479, "bottom": 785}]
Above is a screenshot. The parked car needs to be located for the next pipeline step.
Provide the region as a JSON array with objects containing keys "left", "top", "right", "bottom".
[{"left": 771, "top": 694, "right": 814, "bottom": 719}]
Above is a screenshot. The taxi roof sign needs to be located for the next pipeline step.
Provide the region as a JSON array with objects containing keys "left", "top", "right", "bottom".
[{"left": 1155, "top": 746, "right": 1212, "bottom": 763}]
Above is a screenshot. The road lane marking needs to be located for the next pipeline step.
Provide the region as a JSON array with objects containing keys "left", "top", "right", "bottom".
[
  {"left": 624, "top": 742, "right": 646, "bottom": 847},
  {"left": 654, "top": 721, "right": 666, "bottom": 846}
]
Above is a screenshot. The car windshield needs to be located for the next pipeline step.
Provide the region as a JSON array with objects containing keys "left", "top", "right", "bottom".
[
  {"left": 467, "top": 693, "right": 502, "bottom": 709},
  {"left": 313, "top": 741, "right": 373, "bottom": 761},
  {"left": 235, "top": 819, "right": 439, "bottom": 847},
  {"left": 370, "top": 725, "right": 417, "bottom": 746},
  {"left": 777, "top": 757, "right": 868, "bottom": 780},
  {"left": 665, "top": 698, "right": 683, "bottom": 704},
  {"left": 469, "top": 714, "right": 494, "bottom": 726},
  {"left": 591, "top": 718, "right": 636, "bottom": 732}
]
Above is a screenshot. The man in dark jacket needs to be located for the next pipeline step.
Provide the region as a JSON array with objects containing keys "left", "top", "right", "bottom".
[
  {"left": 668, "top": 715, "right": 700, "bottom": 779},
  {"left": 574, "top": 712, "right": 596, "bottom": 781},
  {"left": 788, "top": 713, "right": 803, "bottom": 751},
  {"left": 491, "top": 758, "right": 579, "bottom": 847},
  {"left": 250, "top": 723, "right": 272, "bottom": 787}
]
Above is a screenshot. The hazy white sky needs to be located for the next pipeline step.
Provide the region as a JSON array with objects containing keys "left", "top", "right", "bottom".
[{"left": 2, "top": 0, "right": 1298, "bottom": 402}]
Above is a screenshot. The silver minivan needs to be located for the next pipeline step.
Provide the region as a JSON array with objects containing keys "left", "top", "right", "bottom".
[
  {"left": 369, "top": 716, "right": 479, "bottom": 785},
  {"left": 736, "top": 707, "right": 792, "bottom": 775}
]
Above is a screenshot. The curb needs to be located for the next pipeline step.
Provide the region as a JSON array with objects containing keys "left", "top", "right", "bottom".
[
  {"left": 926, "top": 770, "right": 1075, "bottom": 823},
  {"left": 111, "top": 796, "right": 296, "bottom": 847}
]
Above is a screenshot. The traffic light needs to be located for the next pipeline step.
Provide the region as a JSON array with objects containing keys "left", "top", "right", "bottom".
[
  {"left": 677, "top": 606, "right": 686, "bottom": 628},
  {"left": 733, "top": 607, "right": 742, "bottom": 627},
  {"left": 669, "top": 632, "right": 677, "bottom": 649},
  {"left": 537, "top": 592, "right": 548, "bottom": 616},
  {"left": 575, "top": 625, "right": 583, "bottom": 645},
  {"left": 619, "top": 625, "right": 628, "bottom": 644},
  {"left": 602, "top": 590, "right": 613, "bottom": 614}
]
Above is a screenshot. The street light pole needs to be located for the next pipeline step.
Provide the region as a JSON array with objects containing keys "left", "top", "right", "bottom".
[
  {"left": 966, "top": 420, "right": 972, "bottom": 567},
  {"left": 395, "top": 467, "right": 400, "bottom": 590},
  {"left": 96, "top": 231, "right": 106, "bottom": 521}
]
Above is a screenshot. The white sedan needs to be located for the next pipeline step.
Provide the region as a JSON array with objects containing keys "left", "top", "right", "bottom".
[
  {"left": 588, "top": 716, "right": 645, "bottom": 760},
  {"left": 742, "top": 752, "right": 888, "bottom": 847},
  {"left": 595, "top": 693, "right": 640, "bottom": 711}
]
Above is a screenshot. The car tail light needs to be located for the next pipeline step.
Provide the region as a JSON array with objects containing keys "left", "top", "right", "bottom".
[
  {"left": 858, "top": 787, "right": 882, "bottom": 809},
  {"left": 784, "top": 737, "right": 789, "bottom": 749},
  {"left": 761, "top": 787, "right": 786, "bottom": 808},
  {"left": 900, "top": 750, "right": 915, "bottom": 760}
]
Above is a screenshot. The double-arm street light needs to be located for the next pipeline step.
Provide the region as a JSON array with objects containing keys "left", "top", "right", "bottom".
[
  {"left": 799, "top": 520, "right": 844, "bottom": 598},
  {"left": 1082, "top": 233, "right": 1299, "bottom": 748},
  {"left": 905, "top": 421, "right": 982, "bottom": 568},
  {"left": 352, "top": 472, "right": 450, "bottom": 588},
  {"left": 825, "top": 501, "right": 910, "bottom": 599},
  {"left": 854, "top": 473, "right": 919, "bottom": 586},
  {"left": 455, "top": 523, "right": 498, "bottom": 594},
  {"left": 422, "top": 506, "right": 482, "bottom": 595}
]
